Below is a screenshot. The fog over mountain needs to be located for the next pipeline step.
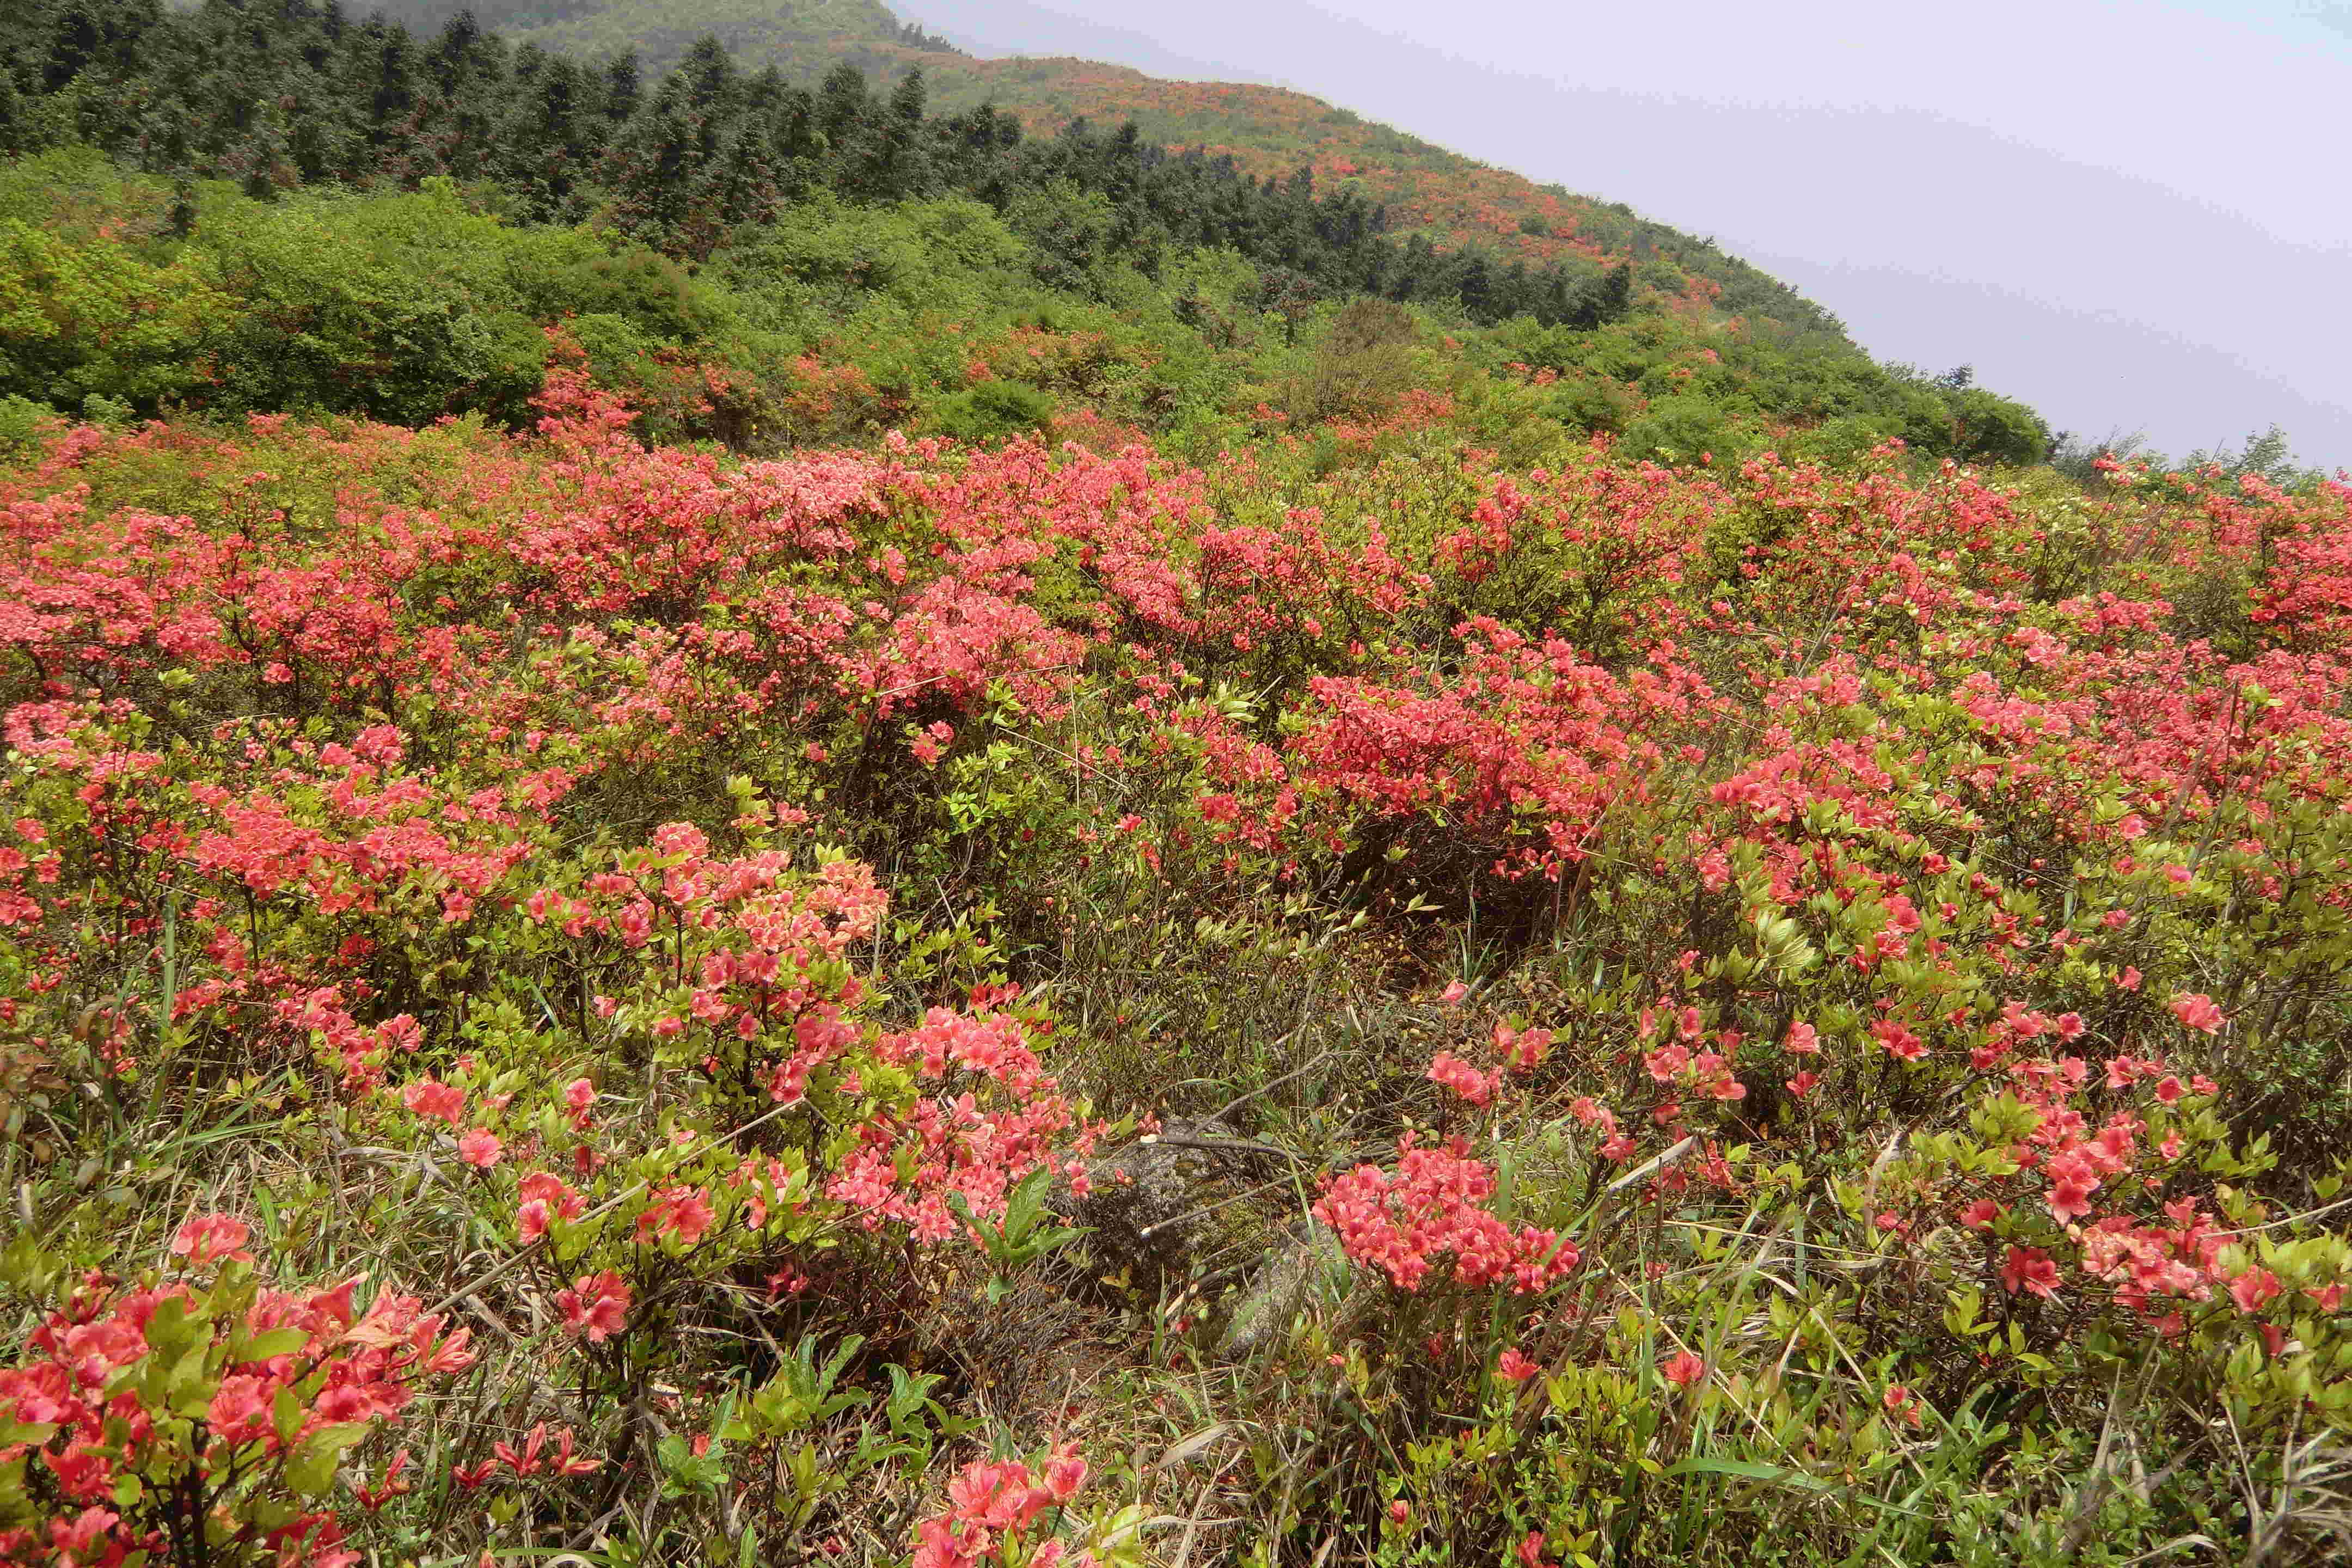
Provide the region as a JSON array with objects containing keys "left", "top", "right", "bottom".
[{"left": 915, "top": 0, "right": 2352, "bottom": 468}]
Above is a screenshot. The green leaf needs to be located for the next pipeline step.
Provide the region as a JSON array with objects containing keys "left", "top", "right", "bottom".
[
  {"left": 1002, "top": 1165, "right": 1052, "bottom": 1245},
  {"left": 0, "top": 1233, "right": 61, "bottom": 1295},
  {"left": 283, "top": 1422, "right": 369, "bottom": 1497},
  {"left": 164, "top": 1343, "right": 218, "bottom": 1418},
  {"left": 236, "top": 1327, "right": 309, "bottom": 1363},
  {"left": 1008, "top": 1224, "right": 1086, "bottom": 1265},
  {"left": 144, "top": 1294, "right": 196, "bottom": 1358},
  {"left": 1664, "top": 1457, "right": 1835, "bottom": 1492},
  {"left": 941, "top": 1190, "right": 999, "bottom": 1261},
  {"left": 272, "top": 1386, "right": 304, "bottom": 1444}
]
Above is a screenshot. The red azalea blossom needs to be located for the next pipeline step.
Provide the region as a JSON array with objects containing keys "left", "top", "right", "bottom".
[
  {"left": 2166, "top": 993, "right": 2226, "bottom": 1033},
  {"left": 170, "top": 1212, "right": 254, "bottom": 1267},
  {"left": 554, "top": 1271, "right": 631, "bottom": 1342}
]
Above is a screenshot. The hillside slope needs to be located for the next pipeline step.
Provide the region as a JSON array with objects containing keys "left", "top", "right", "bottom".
[
  {"left": 364, "top": 0, "right": 1840, "bottom": 337},
  {"left": 9, "top": 10, "right": 2352, "bottom": 1568}
]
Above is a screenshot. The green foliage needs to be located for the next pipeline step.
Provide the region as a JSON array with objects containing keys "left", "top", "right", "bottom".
[
  {"left": 1276, "top": 295, "right": 1426, "bottom": 422},
  {"left": 927, "top": 377, "right": 1057, "bottom": 444},
  {"left": 1617, "top": 391, "right": 1745, "bottom": 467},
  {"left": 194, "top": 179, "right": 576, "bottom": 425},
  {"left": 1947, "top": 384, "right": 2053, "bottom": 466},
  {"left": 1782, "top": 412, "right": 1901, "bottom": 467},
  {"left": 1004, "top": 179, "right": 1124, "bottom": 298},
  {"left": 716, "top": 191, "right": 1027, "bottom": 324},
  {"left": 0, "top": 162, "right": 779, "bottom": 430},
  {"left": 0, "top": 391, "right": 51, "bottom": 449},
  {"left": 0, "top": 207, "right": 224, "bottom": 409},
  {"left": 946, "top": 1166, "right": 1089, "bottom": 1302},
  {"left": 0, "top": 0, "right": 2083, "bottom": 467},
  {"left": 1, "top": 0, "right": 1842, "bottom": 339}
]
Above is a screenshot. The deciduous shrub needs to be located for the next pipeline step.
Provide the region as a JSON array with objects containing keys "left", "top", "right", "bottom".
[{"left": 0, "top": 350, "right": 2346, "bottom": 1566}]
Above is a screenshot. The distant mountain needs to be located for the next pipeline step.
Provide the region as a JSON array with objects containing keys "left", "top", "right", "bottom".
[
  {"left": 360, "top": 0, "right": 1843, "bottom": 340},
  {"left": 368, "top": 0, "right": 956, "bottom": 81}
]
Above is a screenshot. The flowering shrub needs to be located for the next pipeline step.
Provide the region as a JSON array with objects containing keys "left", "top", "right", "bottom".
[
  {"left": 1, "top": 371, "right": 2348, "bottom": 1565},
  {"left": 0, "top": 1215, "right": 472, "bottom": 1567},
  {"left": 910, "top": 1445, "right": 1144, "bottom": 1568},
  {"left": 1313, "top": 1136, "right": 1578, "bottom": 1294}
]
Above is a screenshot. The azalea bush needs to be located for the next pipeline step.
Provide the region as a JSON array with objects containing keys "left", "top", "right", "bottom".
[
  {"left": 0, "top": 351, "right": 2347, "bottom": 1567},
  {"left": 0, "top": 1213, "right": 474, "bottom": 1566}
]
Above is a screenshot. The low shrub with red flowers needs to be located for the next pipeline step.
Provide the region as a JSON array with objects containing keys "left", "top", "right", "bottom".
[{"left": 2, "top": 369, "right": 2349, "bottom": 1565}]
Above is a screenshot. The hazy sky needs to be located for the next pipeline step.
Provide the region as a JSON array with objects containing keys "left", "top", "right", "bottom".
[{"left": 909, "top": 0, "right": 2351, "bottom": 468}]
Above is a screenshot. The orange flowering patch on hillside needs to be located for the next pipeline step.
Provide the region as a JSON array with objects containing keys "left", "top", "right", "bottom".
[
  {"left": 460, "top": 0, "right": 1814, "bottom": 327},
  {"left": 915, "top": 54, "right": 1641, "bottom": 269}
]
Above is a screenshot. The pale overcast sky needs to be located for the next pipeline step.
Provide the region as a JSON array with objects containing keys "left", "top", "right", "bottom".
[{"left": 911, "top": 0, "right": 2351, "bottom": 468}]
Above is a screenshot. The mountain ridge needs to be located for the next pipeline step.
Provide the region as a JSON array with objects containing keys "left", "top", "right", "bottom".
[{"left": 361, "top": 0, "right": 1848, "bottom": 342}]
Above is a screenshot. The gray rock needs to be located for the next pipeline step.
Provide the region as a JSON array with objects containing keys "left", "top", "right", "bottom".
[{"left": 1059, "top": 1117, "right": 1253, "bottom": 1286}]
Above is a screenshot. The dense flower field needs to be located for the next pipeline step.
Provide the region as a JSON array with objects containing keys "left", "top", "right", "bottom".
[{"left": 2, "top": 369, "right": 2349, "bottom": 1565}]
